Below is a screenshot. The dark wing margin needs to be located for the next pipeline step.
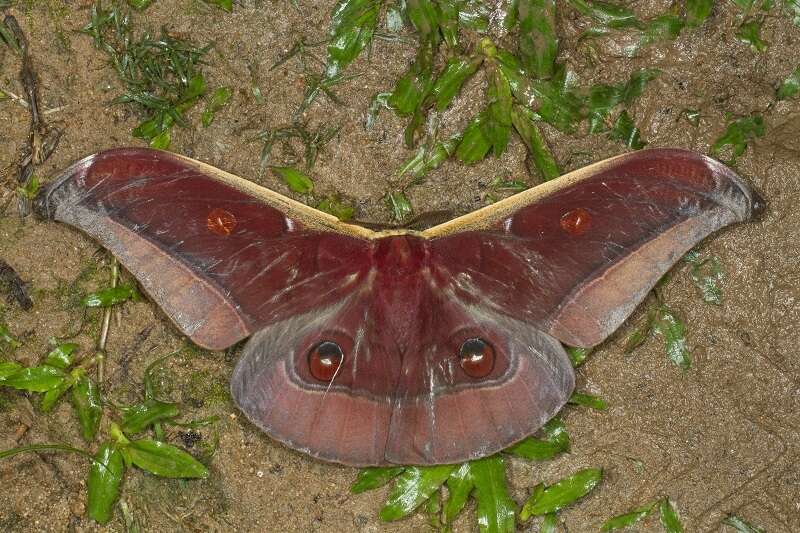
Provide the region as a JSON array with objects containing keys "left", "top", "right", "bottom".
[
  {"left": 427, "top": 149, "right": 764, "bottom": 347},
  {"left": 35, "top": 148, "right": 373, "bottom": 350}
]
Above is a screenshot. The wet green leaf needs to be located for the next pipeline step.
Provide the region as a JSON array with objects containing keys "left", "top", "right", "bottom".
[
  {"left": 541, "top": 513, "right": 559, "bottom": 532},
  {"left": 786, "top": 0, "right": 800, "bottom": 27},
  {"left": 485, "top": 66, "right": 514, "bottom": 157},
  {"left": 600, "top": 501, "right": 657, "bottom": 531},
  {"left": 638, "top": 15, "right": 684, "bottom": 49},
  {"left": 659, "top": 498, "right": 684, "bottom": 532},
  {"left": 722, "top": 514, "right": 765, "bottom": 533},
  {"left": 567, "top": 0, "right": 642, "bottom": 29},
  {"left": 569, "top": 392, "right": 607, "bottom": 410},
  {"left": 388, "top": 41, "right": 436, "bottom": 117},
  {"left": 352, "top": 466, "right": 405, "bottom": 493},
  {"left": 459, "top": 0, "right": 491, "bottom": 31},
  {"left": 456, "top": 113, "right": 492, "bottom": 164},
  {"left": 519, "top": 468, "right": 602, "bottom": 519},
  {"left": 711, "top": 114, "right": 764, "bottom": 163},
  {"left": 430, "top": 56, "right": 482, "bottom": 111},
  {"left": 325, "top": 0, "right": 381, "bottom": 78},
  {"left": 2, "top": 365, "right": 67, "bottom": 392},
  {"left": 316, "top": 195, "right": 355, "bottom": 221},
  {"left": 81, "top": 284, "right": 138, "bottom": 308},
  {"left": 516, "top": 0, "right": 558, "bottom": 79},
  {"left": 271, "top": 166, "right": 314, "bottom": 194},
  {"left": 0, "top": 361, "right": 22, "bottom": 380},
  {"left": 685, "top": 251, "right": 723, "bottom": 304},
  {"left": 443, "top": 463, "right": 474, "bottom": 525},
  {"left": 202, "top": 86, "right": 232, "bottom": 127},
  {"left": 399, "top": 135, "right": 461, "bottom": 179},
  {"left": 736, "top": 20, "right": 768, "bottom": 52},
  {"left": 379, "top": 465, "right": 455, "bottom": 521},
  {"left": 17, "top": 175, "right": 42, "bottom": 201},
  {"left": 385, "top": 191, "right": 414, "bottom": 221},
  {"left": 623, "top": 308, "right": 656, "bottom": 353},
  {"left": 88, "top": 442, "right": 125, "bottom": 524},
  {"left": 470, "top": 455, "right": 515, "bottom": 533},
  {"left": 40, "top": 375, "right": 76, "bottom": 412},
  {"left": 204, "top": 0, "right": 233, "bottom": 12},
  {"left": 686, "top": 0, "right": 714, "bottom": 27},
  {"left": 124, "top": 438, "right": 209, "bottom": 478},
  {"left": 149, "top": 129, "right": 171, "bottom": 150},
  {"left": 777, "top": 65, "right": 800, "bottom": 100},
  {"left": 120, "top": 399, "right": 180, "bottom": 434},
  {"left": 0, "top": 324, "right": 21, "bottom": 349},
  {"left": 128, "top": 0, "right": 154, "bottom": 9},
  {"left": 511, "top": 105, "right": 560, "bottom": 181},
  {"left": 654, "top": 305, "right": 691, "bottom": 369},
  {"left": 506, "top": 417, "right": 569, "bottom": 460},
  {"left": 622, "top": 68, "right": 660, "bottom": 104},
  {"left": 566, "top": 346, "right": 592, "bottom": 367},
  {"left": 610, "top": 110, "right": 645, "bottom": 149},
  {"left": 71, "top": 369, "right": 103, "bottom": 442},
  {"left": 44, "top": 343, "right": 79, "bottom": 370}
]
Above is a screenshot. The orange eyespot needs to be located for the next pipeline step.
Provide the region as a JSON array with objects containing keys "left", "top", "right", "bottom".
[
  {"left": 459, "top": 338, "right": 495, "bottom": 379},
  {"left": 560, "top": 207, "right": 591, "bottom": 236},
  {"left": 308, "top": 341, "right": 344, "bottom": 382},
  {"left": 207, "top": 208, "right": 237, "bottom": 236}
]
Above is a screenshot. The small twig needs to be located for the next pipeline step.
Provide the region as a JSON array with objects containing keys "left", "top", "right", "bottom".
[
  {"left": 0, "top": 258, "right": 32, "bottom": 310},
  {"left": 97, "top": 257, "right": 119, "bottom": 384}
]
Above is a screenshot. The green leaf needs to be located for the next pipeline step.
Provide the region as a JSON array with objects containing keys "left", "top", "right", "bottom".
[
  {"left": 204, "top": 0, "right": 233, "bottom": 12},
  {"left": 485, "top": 66, "right": 514, "bottom": 157},
  {"left": 506, "top": 417, "right": 569, "bottom": 460},
  {"left": 622, "top": 68, "right": 660, "bottom": 104},
  {"left": 128, "top": 0, "right": 154, "bottom": 9},
  {"left": 599, "top": 501, "right": 657, "bottom": 531},
  {"left": 17, "top": 175, "right": 41, "bottom": 201},
  {"left": 271, "top": 167, "right": 314, "bottom": 194},
  {"left": 202, "top": 86, "right": 232, "bottom": 127},
  {"left": 430, "top": 56, "right": 482, "bottom": 111},
  {"left": 0, "top": 361, "right": 23, "bottom": 380},
  {"left": 610, "top": 110, "right": 645, "bottom": 149},
  {"left": 568, "top": 392, "right": 608, "bottom": 410},
  {"left": 385, "top": 191, "right": 414, "bottom": 221},
  {"left": 40, "top": 375, "right": 76, "bottom": 412},
  {"left": 443, "top": 463, "right": 474, "bottom": 525},
  {"left": 541, "top": 513, "right": 559, "bottom": 532},
  {"left": 511, "top": 106, "right": 560, "bottom": 181},
  {"left": 736, "top": 20, "right": 768, "bottom": 52},
  {"left": 124, "top": 439, "right": 209, "bottom": 478},
  {"left": 379, "top": 465, "right": 455, "bottom": 521},
  {"left": 567, "top": 0, "right": 642, "bottom": 29},
  {"left": 623, "top": 308, "right": 656, "bottom": 353},
  {"left": 786, "top": 0, "right": 800, "bottom": 27},
  {"left": 406, "top": 0, "right": 440, "bottom": 38},
  {"left": 566, "top": 346, "right": 592, "bottom": 366},
  {"left": 178, "top": 74, "right": 207, "bottom": 104},
  {"left": 638, "top": 15, "right": 684, "bottom": 50},
  {"left": 0, "top": 324, "right": 21, "bottom": 348},
  {"left": 2, "top": 365, "right": 67, "bottom": 392},
  {"left": 120, "top": 399, "right": 180, "bottom": 434},
  {"left": 326, "top": 0, "right": 381, "bottom": 78},
  {"left": 351, "top": 466, "right": 405, "bottom": 494},
  {"left": 398, "top": 135, "right": 461, "bottom": 179},
  {"left": 685, "top": 251, "right": 723, "bottom": 304},
  {"left": 87, "top": 442, "right": 125, "bottom": 524},
  {"left": 711, "top": 114, "right": 765, "bottom": 163},
  {"left": 459, "top": 0, "right": 491, "bottom": 31},
  {"left": 44, "top": 343, "right": 79, "bottom": 370},
  {"left": 71, "top": 369, "right": 103, "bottom": 442},
  {"left": 470, "top": 455, "right": 515, "bottom": 533},
  {"left": 316, "top": 195, "right": 355, "bottom": 221},
  {"left": 777, "top": 65, "right": 800, "bottom": 100},
  {"left": 516, "top": 0, "right": 558, "bottom": 79},
  {"left": 659, "top": 498, "right": 684, "bottom": 532},
  {"left": 149, "top": 129, "right": 172, "bottom": 150},
  {"left": 456, "top": 113, "right": 492, "bottom": 164},
  {"left": 81, "top": 284, "right": 138, "bottom": 308},
  {"left": 654, "top": 305, "right": 691, "bottom": 369},
  {"left": 388, "top": 41, "right": 436, "bottom": 117},
  {"left": 519, "top": 468, "right": 602, "bottom": 519},
  {"left": 686, "top": 0, "right": 714, "bottom": 27},
  {"left": 683, "top": 109, "right": 701, "bottom": 127},
  {"left": 722, "top": 514, "right": 765, "bottom": 533}
]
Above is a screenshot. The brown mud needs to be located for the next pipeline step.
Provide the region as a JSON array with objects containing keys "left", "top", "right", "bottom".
[{"left": 0, "top": 1, "right": 798, "bottom": 531}]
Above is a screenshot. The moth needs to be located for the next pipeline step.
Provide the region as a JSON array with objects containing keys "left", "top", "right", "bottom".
[{"left": 35, "top": 148, "right": 763, "bottom": 466}]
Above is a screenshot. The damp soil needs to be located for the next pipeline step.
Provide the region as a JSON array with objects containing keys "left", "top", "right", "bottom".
[{"left": 0, "top": 1, "right": 798, "bottom": 532}]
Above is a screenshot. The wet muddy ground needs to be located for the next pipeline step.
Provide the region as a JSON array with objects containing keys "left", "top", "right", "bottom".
[{"left": 0, "top": 1, "right": 798, "bottom": 531}]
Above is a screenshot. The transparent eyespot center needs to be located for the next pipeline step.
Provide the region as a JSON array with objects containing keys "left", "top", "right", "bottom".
[
  {"left": 308, "top": 341, "right": 344, "bottom": 382},
  {"left": 458, "top": 338, "right": 495, "bottom": 379},
  {"left": 207, "top": 208, "right": 237, "bottom": 236},
  {"left": 560, "top": 207, "right": 591, "bottom": 236}
]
